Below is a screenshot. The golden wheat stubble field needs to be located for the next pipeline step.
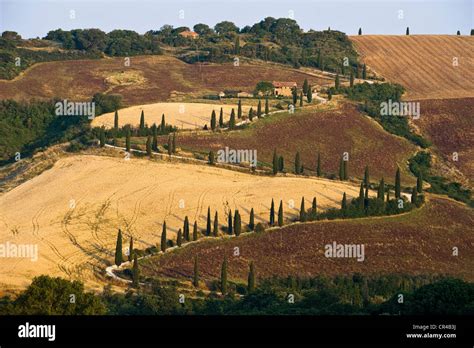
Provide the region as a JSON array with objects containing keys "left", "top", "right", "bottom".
[
  {"left": 92, "top": 102, "right": 251, "bottom": 130},
  {"left": 0, "top": 155, "right": 370, "bottom": 292},
  {"left": 351, "top": 35, "right": 474, "bottom": 100}
]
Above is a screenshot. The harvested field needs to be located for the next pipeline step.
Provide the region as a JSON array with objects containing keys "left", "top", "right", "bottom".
[
  {"left": 142, "top": 196, "right": 474, "bottom": 283},
  {"left": 0, "top": 154, "right": 367, "bottom": 291},
  {"left": 92, "top": 102, "right": 251, "bottom": 130},
  {"left": 351, "top": 35, "right": 474, "bottom": 100},
  {"left": 173, "top": 103, "right": 417, "bottom": 184},
  {"left": 415, "top": 98, "right": 474, "bottom": 185},
  {"left": 0, "top": 55, "right": 330, "bottom": 106}
]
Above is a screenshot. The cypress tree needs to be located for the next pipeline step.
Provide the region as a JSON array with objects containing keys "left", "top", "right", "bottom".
[
  {"left": 278, "top": 200, "right": 284, "bottom": 227},
  {"left": 152, "top": 125, "right": 158, "bottom": 151},
  {"left": 265, "top": 97, "right": 269, "bottom": 115},
  {"left": 161, "top": 114, "right": 166, "bottom": 132},
  {"left": 193, "top": 256, "right": 199, "bottom": 287},
  {"left": 234, "top": 35, "right": 240, "bottom": 54},
  {"left": 386, "top": 190, "right": 390, "bottom": 202},
  {"left": 362, "top": 64, "right": 367, "bottom": 79},
  {"left": 132, "top": 254, "right": 139, "bottom": 288},
  {"left": 307, "top": 85, "right": 313, "bottom": 102},
  {"left": 471, "top": 29, "right": 474, "bottom": 36},
  {"left": 234, "top": 210, "right": 241, "bottom": 236},
  {"left": 358, "top": 182, "right": 365, "bottom": 211},
  {"left": 161, "top": 221, "right": 167, "bottom": 252},
  {"left": 257, "top": 100, "right": 262, "bottom": 117},
  {"left": 269, "top": 199, "right": 275, "bottom": 226},
  {"left": 335, "top": 74, "right": 340, "bottom": 89},
  {"left": 172, "top": 132, "right": 176, "bottom": 153},
  {"left": 350, "top": 70, "right": 354, "bottom": 87},
  {"left": 411, "top": 187, "right": 418, "bottom": 205},
  {"left": 228, "top": 210, "right": 233, "bottom": 235},
  {"left": 303, "top": 79, "right": 309, "bottom": 95},
  {"left": 358, "top": 28, "right": 362, "bottom": 35},
  {"left": 417, "top": 172, "right": 423, "bottom": 193},
  {"left": 328, "top": 90, "right": 332, "bottom": 100},
  {"left": 395, "top": 168, "right": 401, "bottom": 198},
  {"left": 364, "top": 166, "right": 370, "bottom": 188},
  {"left": 311, "top": 197, "right": 317, "bottom": 215},
  {"left": 167, "top": 136, "right": 172, "bottom": 156},
  {"left": 213, "top": 211, "right": 219, "bottom": 237},
  {"left": 211, "top": 110, "right": 216, "bottom": 131},
  {"left": 219, "top": 107, "right": 224, "bottom": 127},
  {"left": 292, "top": 87, "right": 298, "bottom": 105},
  {"left": 139, "top": 110, "right": 145, "bottom": 132},
  {"left": 278, "top": 156, "right": 284, "bottom": 172},
  {"left": 177, "top": 228, "right": 182, "bottom": 247},
  {"left": 114, "top": 110, "right": 119, "bottom": 130},
  {"left": 99, "top": 127, "right": 105, "bottom": 147},
  {"left": 378, "top": 178, "right": 385, "bottom": 200},
  {"left": 128, "top": 236, "right": 134, "bottom": 262},
  {"left": 272, "top": 149, "right": 279, "bottom": 174},
  {"left": 184, "top": 216, "right": 190, "bottom": 241},
  {"left": 341, "top": 193, "right": 347, "bottom": 216},
  {"left": 364, "top": 186, "right": 369, "bottom": 211},
  {"left": 237, "top": 99, "right": 242, "bottom": 119},
  {"left": 295, "top": 152, "right": 301, "bottom": 174},
  {"left": 299, "top": 92, "right": 303, "bottom": 107},
  {"left": 206, "top": 207, "right": 211, "bottom": 236},
  {"left": 317, "top": 153, "right": 321, "bottom": 176},
  {"left": 114, "top": 229, "right": 123, "bottom": 266},
  {"left": 229, "top": 109, "right": 236, "bottom": 129},
  {"left": 300, "top": 197, "right": 306, "bottom": 222},
  {"left": 249, "top": 208, "right": 255, "bottom": 231},
  {"left": 248, "top": 262, "right": 255, "bottom": 292},
  {"left": 221, "top": 256, "right": 228, "bottom": 294},
  {"left": 248, "top": 107, "right": 254, "bottom": 121},
  {"left": 406, "top": 27, "right": 410, "bottom": 35},
  {"left": 193, "top": 221, "right": 198, "bottom": 241},
  {"left": 146, "top": 135, "right": 152, "bottom": 157},
  {"left": 208, "top": 150, "right": 215, "bottom": 165},
  {"left": 125, "top": 130, "right": 131, "bottom": 152}
]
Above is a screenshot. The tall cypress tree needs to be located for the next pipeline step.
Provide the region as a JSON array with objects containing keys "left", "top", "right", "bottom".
[
  {"left": 316, "top": 153, "right": 321, "bottom": 177},
  {"left": 221, "top": 256, "right": 228, "bottom": 294},
  {"left": 152, "top": 124, "right": 158, "bottom": 151},
  {"left": 248, "top": 107, "right": 254, "bottom": 121},
  {"left": 161, "top": 221, "right": 167, "bottom": 252},
  {"left": 114, "top": 110, "right": 119, "bottom": 130},
  {"left": 99, "top": 127, "right": 105, "bottom": 147},
  {"left": 146, "top": 135, "right": 152, "bottom": 157},
  {"left": 128, "top": 236, "right": 134, "bottom": 262},
  {"left": 193, "top": 221, "right": 198, "bottom": 241},
  {"left": 213, "top": 211, "right": 219, "bottom": 237},
  {"left": 386, "top": 190, "right": 390, "bottom": 202},
  {"left": 358, "top": 28, "right": 362, "bottom": 35},
  {"left": 411, "top": 186, "right": 418, "bottom": 205},
  {"left": 265, "top": 97, "right": 269, "bottom": 115},
  {"left": 219, "top": 107, "right": 224, "bottom": 127},
  {"left": 292, "top": 87, "right": 298, "bottom": 105},
  {"left": 395, "top": 168, "right": 401, "bottom": 198},
  {"left": 335, "top": 74, "right": 340, "bottom": 89},
  {"left": 362, "top": 64, "right": 367, "bottom": 79},
  {"left": 177, "top": 228, "right": 182, "bottom": 247},
  {"left": 184, "top": 216, "right": 190, "bottom": 241},
  {"left": 257, "top": 100, "right": 262, "bottom": 117},
  {"left": 358, "top": 182, "right": 365, "bottom": 211},
  {"left": 139, "top": 110, "right": 145, "bottom": 132},
  {"left": 234, "top": 210, "right": 241, "bottom": 236},
  {"left": 115, "top": 229, "right": 123, "bottom": 266},
  {"left": 248, "top": 262, "right": 255, "bottom": 293},
  {"left": 249, "top": 208, "right": 255, "bottom": 231},
  {"left": 211, "top": 110, "right": 217, "bottom": 131},
  {"left": 300, "top": 197, "right": 306, "bottom": 222},
  {"left": 161, "top": 114, "right": 166, "bottom": 132},
  {"left": 417, "top": 172, "right": 423, "bottom": 193},
  {"left": 272, "top": 149, "right": 279, "bottom": 174},
  {"left": 132, "top": 254, "right": 139, "bottom": 288},
  {"left": 295, "top": 152, "right": 301, "bottom": 174},
  {"left": 229, "top": 109, "right": 236, "bottom": 129},
  {"left": 206, "top": 207, "right": 211, "bottom": 236},
  {"left": 307, "top": 85, "right": 313, "bottom": 102},
  {"left": 378, "top": 178, "right": 385, "bottom": 200},
  {"left": 228, "top": 210, "right": 233, "bottom": 235},
  {"left": 311, "top": 197, "right": 317, "bottom": 215},
  {"left": 269, "top": 199, "right": 275, "bottom": 226},
  {"left": 339, "top": 157, "right": 345, "bottom": 181},
  {"left": 172, "top": 132, "right": 176, "bottom": 153},
  {"left": 193, "top": 256, "right": 199, "bottom": 287},
  {"left": 208, "top": 151, "right": 215, "bottom": 165},
  {"left": 341, "top": 193, "right": 347, "bottom": 216},
  {"left": 406, "top": 27, "right": 410, "bottom": 35},
  {"left": 299, "top": 92, "right": 303, "bottom": 107},
  {"left": 125, "top": 129, "right": 131, "bottom": 152},
  {"left": 278, "top": 200, "right": 283, "bottom": 227},
  {"left": 279, "top": 156, "right": 284, "bottom": 172},
  {"left": 237, "top": 99, "right": 242, "bottom": 119},
  {"left": 364, "top": 186, "right": 369, "bottom": 211},
  {"left": 303, "top": 79, "right": 309, "bottom": 95}
]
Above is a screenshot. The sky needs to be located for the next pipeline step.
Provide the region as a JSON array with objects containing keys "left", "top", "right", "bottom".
[{"left": 1, "top": 0, "right": 472, "bottom": 39}]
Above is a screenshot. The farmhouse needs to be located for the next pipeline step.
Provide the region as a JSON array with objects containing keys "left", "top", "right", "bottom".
[
  {"left": 179, "top": 31, "right": 199, "bottom": 39},
  {"left": 273, "top": 81, "right": 297, "bottom": 97}
]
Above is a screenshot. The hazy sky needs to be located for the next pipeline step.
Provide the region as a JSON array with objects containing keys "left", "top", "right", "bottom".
[{"left": 1, "top": 0, "right": 472, "bottom": 38}]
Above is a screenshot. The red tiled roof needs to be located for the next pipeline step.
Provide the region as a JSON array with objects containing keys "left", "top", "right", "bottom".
[{"left": 273, "top": 81, "right": 297, "bottom": 88}]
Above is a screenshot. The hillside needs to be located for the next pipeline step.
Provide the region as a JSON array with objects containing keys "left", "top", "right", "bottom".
[
  {"left": 0, "top": 55, "right": 333, "bottom": 106},
  {"left": 351, "top": 35, "right": 474, "bottom": 100},
  {"left": 142, "top": 196, "right": 474, "bottom": 283},
  {"left": 0, "top": 154, "right": 367, "bottom": 291}
]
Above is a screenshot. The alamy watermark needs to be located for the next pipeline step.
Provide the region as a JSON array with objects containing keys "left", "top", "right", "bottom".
[
  {"left": 217, "top": 147, "right": 257, "bottom": 167},
  {"left": 380, "top": 99, "right": 420, "bottom": 119},
  {"left": 55, "top": 100, "right": 95, "bottom": 120},
  {"left": 0, "top": 242, "right": 38, "bottom": 262},
  {"left": 325, "top": 241, "right": 365, "bottom": 262}
]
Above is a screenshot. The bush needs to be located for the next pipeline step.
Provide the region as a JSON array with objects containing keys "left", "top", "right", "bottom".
[{"left": 255, "top": 223, "right": 265, "bottom": 233}]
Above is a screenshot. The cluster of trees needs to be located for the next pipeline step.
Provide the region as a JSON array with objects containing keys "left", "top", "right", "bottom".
[
  {"left": 209, "top": 99, "right": 270, "bottom": 131},
  {"left": 2, "top": 274, "right": 472, "bottom": 315}
]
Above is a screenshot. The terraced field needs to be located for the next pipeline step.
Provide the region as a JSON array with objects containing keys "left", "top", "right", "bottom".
[{"left": 351, "top": 35, "right": 474, "bottom": 100}]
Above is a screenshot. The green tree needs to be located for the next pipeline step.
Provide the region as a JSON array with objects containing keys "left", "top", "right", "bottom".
[
  {"left": 299, "top": 92, "right": 303, "bottom": 107},
  {"left": 417, "top": 172, "right": 423, "bottom": 193},
  {"left": 311, "top": 197, "right": 317, "bottom": 215},
  {"left": 300, "top": 197, "right": 306, "bottom": 222},
  {"left": 303, "top": 79, "right": 309, "bottom": 95},
  {"left": 125, "top": 130, "right": 131, "bottom": 152},
  {"left": 335, "top": 74, "right": 340, "bottom": 89},
  {"left": 115, "top": 229, "right": 123, "bottom": 266},
  {"left": 211, "top": 110, "right": 216, "bottom": 131},
  {"left": 339, "top": 157, "right": 345, "bottom": 180},
  {"left": 279, "top": 156, "right": 284, "bottom": 172},
  {"left": 161, "top": 114, "right": 166, "bottom": 132},
  {"left": 206, "top": 207, "right": 212, "bottom": 236},
  {"left": 167, "top": 136, "right": 172, "bottom": 156},
  {"left": 99, "top": 127, "right": 105, "bottom": 147},
  {"left": 220, "top": 256, "right": 228, "bottom": 294},
  {"left": 265, "top": 97, "right": 269, "bottom": 115},
  {"left": 316, "top": 153, "right": 321, "bottom": 176},
  {"left": 172, "top": 132, "right": 176, "bottom": 153},
  {"left": 114, "top": 110, "right": 119, "bottom": 130},
  {"left": 395, "top": 168, "right": 401, "bottom": 198},
  {"left": 193, "top": 221, "right": 198, "bottom": 241},
  {"left": 411, "top": 187, "right": 418, "bottom": 205},
  {"left": 295, "top": 152, "right": 301, "bottom": 174},
  {"left": 234, "top": 35, "right": 240, "bottom": 54},
  {"left": 292, "top": 87, "right": 298, "bottom": 105},
  {"left": 228, "top": 209, "right": 233, "bottom": 234},
  {"left": 248, "top": 262, "right": 255, "bottom": 293},
  {"left": 358, "top": 28, "right": 362, "bottom": 35},
  {"left": 208, "top": 151, "right": 215, "bottom": 165},
  {"left": 213, "top": 211, "right": 219, "bottom": 237},
  {"left": 249, "top": 208, "right": 255, "bottom": 231},
  {"left": 237, "top": 99, "right": 242, "bottom": 119},
  {"left": 161, "top": 221, "right": 167, "bottom": 252},
  {"left": 378, "top": 178, "right": 385, "bottom": 200},
  {"left": 364, "top": 166, "right": 370, "bottom": 188},
  {"left": 193, "top": 256, "right": 199, "bottom": 287},
  {"left": 278, "top": 200, "right": 283, "bottom": 227},
  {"left": 128, "top": 236, "right": 134, "bottom": 262},
  {"left": 362, "top": 64, "right": 367, "bottom": 79},
  {"left": 146, "top": 135, "right": 152, "bottom": 157},
  {"left": 248, "top": 107, "right": 254, "bottom": 121},
  {"left": 272, "top": 149, "right": 279, "bottom": 174},
  {"left": 152, "top": 125, "right": 158, "bottom": 151},
  {"left": 139, "top": 110, "right": 145, "bottom": 132},
  {"left": 219, "top": 107, "right": 224, "bottom": 127},
  {"left": 234, "top": 210, "right": 241, "bottom": 236},
  {"left": 328, "top": 90, "right": 332, "bottom": 100},
  {"left": 229, "top": 109, "right": 236, "bottom": 129},
  {"left": 257, "top": 99, "right": 262, "bottom": 117},
  {"left": 132, "top": 254, "right": 139, "bottom": 288},
  {"left": 269, "top": 199, "right": 275, "bottom": 225},
  {"left": 177, "top": 228, "right": 182, "bottom": 247},
  {"left": 184, "top": 216, "right": 190, "bottom": 241},
  {"left": 358, "top": 183, "right": 365, "bottom": 211},
  {"left": 307, "top": 85, "right": 313, "bottom": 102},
  {"left": 341, "top": 192, "right": 347, "bottom": 216},
  {"left": 406, "top": 27, "right": 410, "bottom": 35}
]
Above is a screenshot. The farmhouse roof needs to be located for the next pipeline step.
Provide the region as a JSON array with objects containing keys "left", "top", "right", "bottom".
[
  {"left": 179, "top": 31, "right": 199, "bottom": 38},
  {"left": 273, "top": 81, "right": 297, "bottom": 88}
]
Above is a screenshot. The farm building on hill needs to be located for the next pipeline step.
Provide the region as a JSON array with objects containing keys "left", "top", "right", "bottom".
[
  {"left": 179, "top": 31, "right": 199, "bottom": 39},
  {"left": 273, "top": 81, "right": 297, "bottom": 97}
]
